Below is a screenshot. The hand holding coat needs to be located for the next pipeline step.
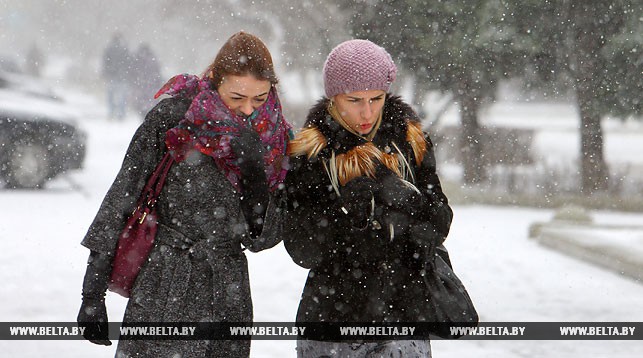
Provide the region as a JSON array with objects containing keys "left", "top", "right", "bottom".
[{"left": 230, "top": 128, "right": 269, "bottom": 238}]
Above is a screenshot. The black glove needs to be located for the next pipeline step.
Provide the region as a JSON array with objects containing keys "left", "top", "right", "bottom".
[
  {"left": 388, "top": 220, "right": 441, "bottom": 272},
  {"left": 230, "top": 128, "right": 265, "bottom": 169},
  {"left": 368, "top": 166, "right": 427, "bottom": 240},
  {"left": 408, "top": 221, "right": 441, "bottom": 257},
  {"left": 230, "top": 128, "right": 269, "bottom": 238},
  {"left": 77, "top": 251, "right": 112, "bottom": 346},
  {"left": 376, "top": 208, "right": 415, "bottom": 238},
  {"left": 375, "top": 165, "right": 425, "bottom": 218},
  {"left": 339, "top": 176, "right": 378, "bottom": 228}
]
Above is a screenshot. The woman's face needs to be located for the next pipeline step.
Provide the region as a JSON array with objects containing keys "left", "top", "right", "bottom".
[
  {"left": 332, "top": 90, "right": 386, "bottom": 135},
  {"left": 217, "top": 74, "right": 272, "bottom": 116}
]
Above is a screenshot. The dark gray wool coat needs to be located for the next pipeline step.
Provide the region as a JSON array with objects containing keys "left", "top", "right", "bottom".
[
  {"left": 283, "top": 95, "right": 453, "bottom": 327},
  {"left": 82, "top": 97, "right": 283, "bottom": 357}
]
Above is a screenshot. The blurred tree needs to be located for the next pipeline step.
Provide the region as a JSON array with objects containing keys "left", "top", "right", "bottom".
[
  {"left": 514, "top": 0, "right": 642, "bottom": 194},
  {"left": 344, "top": 0, "right": 530, "bottom": 185},
  {"left": 342, "top": 0, "right": 641, "bottom": 193}
]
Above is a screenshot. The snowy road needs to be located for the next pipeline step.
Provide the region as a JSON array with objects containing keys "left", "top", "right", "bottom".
[{"left": 1, "top": 113, "right": 643, "bottom": 357}]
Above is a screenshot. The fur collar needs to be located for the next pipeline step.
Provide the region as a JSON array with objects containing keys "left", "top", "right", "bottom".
[{"left": 289, "top": 95, "right": 428, "bottom": 186}]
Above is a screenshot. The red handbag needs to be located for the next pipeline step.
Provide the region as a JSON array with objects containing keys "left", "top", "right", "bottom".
[{"left": 108, "top": 152, "right": 174, "bottom": 298}]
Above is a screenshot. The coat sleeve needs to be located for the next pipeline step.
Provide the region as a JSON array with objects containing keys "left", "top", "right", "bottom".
[
  {"left": 282, "top": 156, "right": 346, "bottom": 269},
  {"left": 80, "top": 98, "right": 187, "bottom": 255},
  {"left": 241, "top": 188, "right": 287, "bottom": 253},
  {"left": 413, "top": 133, "right": 453, "bottom": 240}
]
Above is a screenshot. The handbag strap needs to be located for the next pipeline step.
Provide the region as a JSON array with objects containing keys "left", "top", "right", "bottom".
[
  {"left": 152, "top": 152, "right": 174, "bottom": 197},
  {"left": 139, "top": 152, "right": 174, "bottom": 209}
]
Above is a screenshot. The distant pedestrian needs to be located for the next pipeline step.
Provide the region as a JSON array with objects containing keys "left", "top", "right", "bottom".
[
  {"left": 25, "top": 43, "right": 44, "bottom": 77},
  {"left": 130, "top": 42, "right": 163, "bottom": 117},
  {"left": 283, "top": 39, "right": 454, "bottom": 357},
  {"left": 102, "top": 32, "right": 131, "bottom": 120}
]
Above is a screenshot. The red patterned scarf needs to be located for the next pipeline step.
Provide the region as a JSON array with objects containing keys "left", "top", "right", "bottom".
[{"left": 155, "top": 74, "right": 293, "bottom": 192}]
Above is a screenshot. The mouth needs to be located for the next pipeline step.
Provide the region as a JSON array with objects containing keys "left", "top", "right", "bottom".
[{"left": 358, "top": 123, "right": 373, "bottom": 132}]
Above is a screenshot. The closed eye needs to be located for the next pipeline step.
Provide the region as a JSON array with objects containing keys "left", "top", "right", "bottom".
[{"left": 347, "top": 95, "right": 384, "bottom": 103}]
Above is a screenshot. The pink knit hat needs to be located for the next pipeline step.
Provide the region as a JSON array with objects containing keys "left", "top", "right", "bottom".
[{"left": 323, "top": 39, "right": 397, "bottom": 98}]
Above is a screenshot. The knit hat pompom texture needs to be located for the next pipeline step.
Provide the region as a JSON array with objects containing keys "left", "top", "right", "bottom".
[{"left": 323, "top": 39, "right": 397, "bottom": 98}]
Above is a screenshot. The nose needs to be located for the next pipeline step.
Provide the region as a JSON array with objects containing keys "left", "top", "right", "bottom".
[
  {"left": 239, "top": 101, "right": 254, "bottom": 116},
  {"left": 361, "top": 102, "right": 374, "bottom": 119}
]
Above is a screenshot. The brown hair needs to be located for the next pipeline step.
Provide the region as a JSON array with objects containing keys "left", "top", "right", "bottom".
[{"left": 203, "top": 31, "right": 278, "bottom": 88}]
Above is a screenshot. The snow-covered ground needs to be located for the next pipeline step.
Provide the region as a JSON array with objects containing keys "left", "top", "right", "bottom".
[{"left": 1, "top": 91, "right": 643, "bottom": 357}]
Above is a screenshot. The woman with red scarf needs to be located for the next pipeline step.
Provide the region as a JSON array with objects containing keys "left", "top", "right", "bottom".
[{"left": 77, "top": 31, "right": 292, "bottom": 357}]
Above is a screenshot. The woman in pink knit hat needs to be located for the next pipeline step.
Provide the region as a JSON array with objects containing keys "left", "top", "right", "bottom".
[{"left": 282, "top": 39, "right": 456, "bottom": 357}]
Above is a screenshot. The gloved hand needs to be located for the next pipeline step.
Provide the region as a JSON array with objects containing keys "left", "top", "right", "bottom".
[
  {"left": 408, "top": 221, "right": 441, "bottom": 257},
  {"left": 77, "top": 251, "right": 112, "bottom": 346},
  {"left": 375, "top": 165, "right": 425, "bottom": 218},
  {"left": 77, "top": 297, "right": 111, "bottom": 346},
  {"left": 376, "top": 208, "right": 415, "bottom": 238},
  {"left": 230, "top": 128, "right": 265, "bottom": 170},
  {"left": 381, "top": 219, "right": 441, "bottom": 271},
  {"left": 230, "top": 128, "right": 269, "bottom": 238},
  {"left": 339, "top": 176, "right": 378, "bottom": 228}
]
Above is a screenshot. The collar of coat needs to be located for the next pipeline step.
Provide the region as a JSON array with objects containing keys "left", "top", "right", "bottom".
[{"left": 289, "top": 95, "right": 428, "bottom": 186}]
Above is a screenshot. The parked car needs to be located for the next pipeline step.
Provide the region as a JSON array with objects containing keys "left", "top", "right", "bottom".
[{"left": 0, "top": 70, "right": 86, "bottom": 189}]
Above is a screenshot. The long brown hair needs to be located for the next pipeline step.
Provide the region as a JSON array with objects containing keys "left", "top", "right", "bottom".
[{"left": 203, "top": 31, "right": 278, "bottom": 88}]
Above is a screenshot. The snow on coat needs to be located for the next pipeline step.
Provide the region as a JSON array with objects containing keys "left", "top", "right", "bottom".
[
  {"left": 81, "top": 97, "right": 283, "bottom": 357},
  {"left": 283, "top": 95, "right": 453, "bottom": 325}
]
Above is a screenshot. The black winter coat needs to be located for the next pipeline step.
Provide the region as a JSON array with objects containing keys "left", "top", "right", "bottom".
[
  {"left": 82, "top": 97, "right": 283, "bottom": 357},
  {"left": 283, "top": 95, "right": 453, "bottom": 324}
]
